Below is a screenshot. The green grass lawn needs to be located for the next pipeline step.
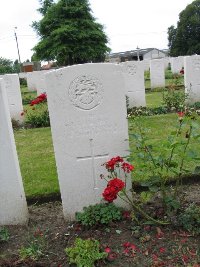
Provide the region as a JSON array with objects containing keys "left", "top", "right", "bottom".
[
  {"left": 145, "top": 91, "right": 164, "bottom": 107},
  {"left": 15, "top": 127, "right": 59, "bottom": 198}
]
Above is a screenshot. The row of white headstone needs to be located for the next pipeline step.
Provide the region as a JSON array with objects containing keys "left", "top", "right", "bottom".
[
  {"left": 1, "top": 55, "right": 200, "bottom": 225},
  {"left": 24, "top": 56, "right": 186, "bottom": 95}
]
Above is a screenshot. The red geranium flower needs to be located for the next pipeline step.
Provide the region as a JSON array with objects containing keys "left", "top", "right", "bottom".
[
  {"left": 30, "top": 93, "right": 47, "bottom": 106},
  {"left": 105, "top": 156, "right": 124, "bottom": 171},
  {"left": 108, "top": 178, "right": 125, "bottom": 191},
  {"left": 121, "top": 162, "right": 134, "bottom": 173},
  {"left": 177, "top": 111, "right": 185, "bottom": 118},
  {"left": 102, "top": 187, "right": 117, "bottom": 202}
]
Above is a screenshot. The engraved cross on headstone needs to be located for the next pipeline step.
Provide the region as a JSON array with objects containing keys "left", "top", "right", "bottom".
[{"left": 77, "top": 138, "right": 109, "bottom": 190}]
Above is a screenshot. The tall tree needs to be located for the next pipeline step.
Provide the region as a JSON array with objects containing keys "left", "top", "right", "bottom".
[
  {"left": 32, "top": 0, "right": 110, "bottom": 65},
  {"left": 168, "top": 0, "right": 200, "bottom": 56},
  {"left": 38, "top": 0, "right": 54, "bottom": 15}
]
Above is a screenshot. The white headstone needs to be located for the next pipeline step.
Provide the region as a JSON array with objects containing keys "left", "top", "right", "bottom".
[
  {"left": 45, "top": 63, "right": 130, "bottom": 220},
  {"left": 150, "top": 59, "right": 165, "bottom": 88},
  {"left": 121, "top": 61, "right": 146, "bottom": 108},
  {"left": 27, "top": 72, "right": 36, "bottom": 91},
  {"left": 0, "top": 79, "right": 28, "bottom": 225},
  {"left": 184, "top": 55, "right": 200, "bottom": 104},
  {"left": 171, "top": 56, "right": 184, "bottom": 74},
  {"left": 3, "top": 74, "right": 24, "bottom": 124}
]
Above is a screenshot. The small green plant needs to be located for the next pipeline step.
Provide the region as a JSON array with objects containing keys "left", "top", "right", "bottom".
[
  {"left": 75, "top": 203, "right": 122, "bottom": 226},
  {"left": 19, "top": 229, "right": 45, "bottom": 260},
  {"left": 19, "top": 243, "right": 43, "bottom": 260},
  {"left": 178, "top": 204, "right": 200, "bottom": 235},
  {"left": 0, "top": 227, "right": 10, "bottom": 242},
  {"left": 65, "top": 238, "right": 107, "bottom": 267}
]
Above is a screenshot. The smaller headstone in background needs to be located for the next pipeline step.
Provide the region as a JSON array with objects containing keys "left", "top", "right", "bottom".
[
  {"left": 0, "top": 78, "right": 28, "bottom": 225},
  {"left": 3, "top": 74, "right": 24, "bottom": 124},
  {"left": 184, "top": 55, "right": 200, "bottom": 104},
  {"left": 150, "top": 59, "right": 165, "bottom": 89},
  {"left": 34, "top": 70, "right": 52, "bottom": 95},
  {"left": 27, "top": 72, "right": 36, "bottom": 91},
  {"left": 121, "top": 61, "right": 146, "bottom": 108},
  {"left": 170, "top": 56, "right": 184, "bottom": 74}
]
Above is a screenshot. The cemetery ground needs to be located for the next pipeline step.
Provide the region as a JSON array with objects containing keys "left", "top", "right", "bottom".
[{"left": 2, "top": 72, "right": 200, "bottom": 266}]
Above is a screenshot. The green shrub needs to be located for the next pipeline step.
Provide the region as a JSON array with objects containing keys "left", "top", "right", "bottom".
[
  {"left": 75, "top": 203, "right": 122, "bottom": 226},
  {"left": 162, "top": 89, "right": 187, "bottom": 111},
  {"left": 190, "top": 102, "right": 200, "bottom": 109},
  {"left": 65, "top": 238, "right": 107, "bottom": 267},
  {"left": 127, "top": 106, "right": 168, "bottom": 117},
  {"left": 19, "top": 78, "right": 27, "bottom": 87},
  {"left": 165, "top": 70, "right": 174, "bottom": 79},
  {"left": 25, "top": 103, "right": 50, "bottom": 128},
  {"left": 178, "top": 204, "right": 200, "bottom": 235}
]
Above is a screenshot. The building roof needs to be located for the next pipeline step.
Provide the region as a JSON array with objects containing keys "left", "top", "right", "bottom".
[{"left": 108, "top": 48, "right": 167, "bottom": 58}]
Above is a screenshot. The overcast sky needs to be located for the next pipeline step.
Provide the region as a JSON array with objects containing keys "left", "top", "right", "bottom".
[{"left": 0, "top": 0, "right": 194, "bottom": 62}]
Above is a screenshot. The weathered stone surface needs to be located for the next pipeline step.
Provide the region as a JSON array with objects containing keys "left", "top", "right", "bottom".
[
  {"left": 150, "top": 59, "right": 165, "bottom": 88},
  {"left": 184, "top": 55, "right": 200, "bottom": 104},
  {"left": 45, "top": 63, "right": 130, "bottom": 220},
  {"left": 3, "top": 74, "right": 24, "bottom": 124}
]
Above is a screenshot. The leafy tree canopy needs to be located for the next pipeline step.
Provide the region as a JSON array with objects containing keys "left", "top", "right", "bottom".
[
  {"left": 0, "top": 57, "right": 20, "bottom": 74},
  {"left": 32, "top": 0, "right": 110, "bottom": 65},
  {"left": 168, "top": 0, "right": 200, "bottom": 56}
]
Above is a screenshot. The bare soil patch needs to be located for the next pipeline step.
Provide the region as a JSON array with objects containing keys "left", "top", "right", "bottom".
[{"left": 1, "top": 184, "right": 200, "bottom": 267}]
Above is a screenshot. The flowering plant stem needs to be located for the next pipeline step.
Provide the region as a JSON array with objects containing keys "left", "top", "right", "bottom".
[{"left": 119, "top": 191, "right": 169, "bottom": 225}]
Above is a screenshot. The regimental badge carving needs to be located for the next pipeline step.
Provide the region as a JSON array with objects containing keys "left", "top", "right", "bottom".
[
  {"left": 125, "top": 64, "right": 137, "bottom": 75},
  {"left": 68, "top": 75, "right": 103, "bottom": 110}
]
